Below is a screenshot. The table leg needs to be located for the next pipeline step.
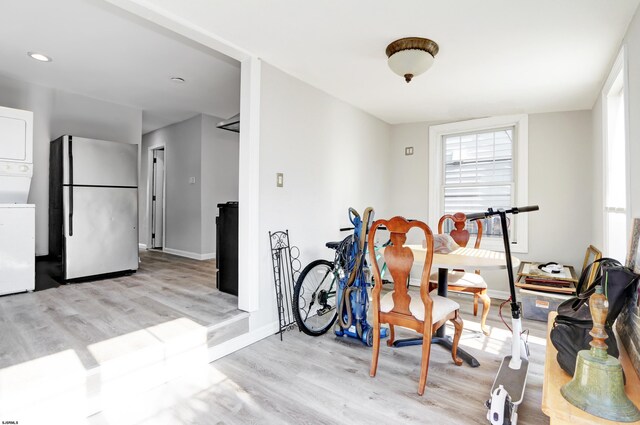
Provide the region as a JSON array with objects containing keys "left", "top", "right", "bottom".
[
  {"left": 393, "top": 267, "right": 480, "bottom": 368},
  {"left": 435, "top": 267, "right": 448, "bottom": 338}
]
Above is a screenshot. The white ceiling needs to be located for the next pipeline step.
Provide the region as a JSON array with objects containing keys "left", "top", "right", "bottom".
[
  {"left": 109, "top": 0, "right": 640, "bottom": 124},
  {"left": 0, "top": 0, "right": 241, "bottom": 134},
  {"left": 1, "top": 1, "right": 638, "bottom": 132}
]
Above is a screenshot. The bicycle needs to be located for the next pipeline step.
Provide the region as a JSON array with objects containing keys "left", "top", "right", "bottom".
[{"left": 292, "top": 207, "right": 388, "bottom": 345}]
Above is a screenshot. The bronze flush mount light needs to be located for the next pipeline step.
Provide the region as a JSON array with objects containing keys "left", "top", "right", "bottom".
[{"left": 385, "top": 37, "right": 439, "bottom": 83}]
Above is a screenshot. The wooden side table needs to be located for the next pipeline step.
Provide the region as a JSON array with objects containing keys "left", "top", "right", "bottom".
[{"left": 542, "top": 312, "right": 640, "bottom": 424}]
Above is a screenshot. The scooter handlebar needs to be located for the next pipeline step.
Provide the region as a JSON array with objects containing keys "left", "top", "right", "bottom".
[
  {"left": 466, "top": 205, "right": 539, "bottom": 221},
  {"left": 465, "top": 212, "right": 487, "bottom": 221},
  {"left": 514, "top": 205, "right": 539, "bottom": 213}
]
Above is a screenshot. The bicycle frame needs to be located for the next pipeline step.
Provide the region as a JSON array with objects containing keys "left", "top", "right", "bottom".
[
  {"left": 293, "top": 207, "right": 389, "bottom": 342},
  {"left": 334, "top": 207, "right": 389, "bottom": 345}
]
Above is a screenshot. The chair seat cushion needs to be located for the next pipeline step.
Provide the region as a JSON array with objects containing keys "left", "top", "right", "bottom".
[
  {"left": 429, "top": 270, "right": 487, "bottom": 289},
  {"left": 380, "top": 289, "right": 460, "bottom": 323}
]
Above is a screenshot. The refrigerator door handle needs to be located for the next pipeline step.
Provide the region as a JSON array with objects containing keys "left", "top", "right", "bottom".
[{"left": 68, "top": 137, "right": 73, "bottom": 236}]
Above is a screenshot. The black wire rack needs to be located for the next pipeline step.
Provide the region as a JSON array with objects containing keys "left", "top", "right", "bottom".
[{"left": 269, "top": 230, "right": 301, "bottom": 340}]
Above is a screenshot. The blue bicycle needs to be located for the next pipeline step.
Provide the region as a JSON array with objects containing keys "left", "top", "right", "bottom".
[{"left": 293, "top": 207, "right": 388, "bottom": 345}]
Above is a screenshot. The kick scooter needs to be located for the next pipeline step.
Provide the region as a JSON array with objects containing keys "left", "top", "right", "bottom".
[{"left": 466, "top": 205, "right": 539, "bottom": 425}]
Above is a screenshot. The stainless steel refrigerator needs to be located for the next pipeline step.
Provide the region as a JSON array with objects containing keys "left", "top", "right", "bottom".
[{"left": 49, "top": 135, "right": 138, "bottom": 280}]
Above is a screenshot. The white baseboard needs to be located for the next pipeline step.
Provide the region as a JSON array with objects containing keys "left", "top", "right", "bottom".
[
  {"left": 208, "top": 321, "right": 279, "bottom": 362},
  {"left": 138, "top": 243, "right": 147, "bottom": 249},
  {"left": 201, "top": 252, "right": 215, "bottom": 260},
  {"left": 163, "top": 247, "right": 215, "bottom": 261}
]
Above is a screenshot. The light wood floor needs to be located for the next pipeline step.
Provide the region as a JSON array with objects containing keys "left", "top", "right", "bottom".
[
  {"left": 0, "top": 250, "right": 240, "bottom": 371},
  {"left": 90, "top": 294, "right": 551, "bottom": 425}
]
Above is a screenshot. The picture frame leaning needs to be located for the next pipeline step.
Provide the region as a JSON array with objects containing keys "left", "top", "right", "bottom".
[{"left": 627, "top": 217, "right": 640, "bottom": 274}]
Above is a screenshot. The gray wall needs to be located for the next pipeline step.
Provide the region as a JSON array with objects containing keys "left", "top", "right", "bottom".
[
  {"left": 251, "top": 62, "right": 392, "bottom": 328},
  {"left": 389, "top": 111, "right": 593, "bottom": 294},
  {"left": 527, "top": 111, "right": 592, "bottom": 268},
  {"left": 0, "top": 73, "right": 142, "bottom": 255},
  {"left": 140, "top": 114, "right": 239, "bottom": 257},
  {"left": 141, "top": 115, "right": 203, "bottom": 254},
  {"left": 201, "top": 115, "right": 239, "bottom": 255}
]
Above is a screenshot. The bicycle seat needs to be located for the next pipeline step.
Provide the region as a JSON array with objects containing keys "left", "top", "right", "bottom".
[{"left": 325, "top": 241, "right": 341, "bottom": 250}]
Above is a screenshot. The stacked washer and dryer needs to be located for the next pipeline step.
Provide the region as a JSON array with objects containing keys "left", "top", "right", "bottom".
[{"left": 0, "top": 106, "right": 35, "bottom": 295}]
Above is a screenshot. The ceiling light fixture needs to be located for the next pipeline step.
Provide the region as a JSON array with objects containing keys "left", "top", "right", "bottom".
[
  {"left": 385, "top": 37, "right": 439, "bottom": 83},
  {"left": 170, "top": 77, "right": 185, "bottom": 83},
  {"left": 27, "top": 52, "right": 52, "bottom": 62}
]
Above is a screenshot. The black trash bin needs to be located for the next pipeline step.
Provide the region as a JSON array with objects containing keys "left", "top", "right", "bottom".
[{"left": 216, "top": 201, "right": 238, "bottom": 296}]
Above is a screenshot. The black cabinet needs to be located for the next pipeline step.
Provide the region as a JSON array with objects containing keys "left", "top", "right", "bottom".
[{"left": 216, "top": 201, "right": 238, "bottom": 296}]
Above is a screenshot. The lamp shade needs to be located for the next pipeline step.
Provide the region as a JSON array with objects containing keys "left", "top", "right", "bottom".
[
  {"left": 387, "top": 50, "right": 434, "bottom": 82},
  {"left": 386, "top": 37, "right": 439, "bottom": 83}
]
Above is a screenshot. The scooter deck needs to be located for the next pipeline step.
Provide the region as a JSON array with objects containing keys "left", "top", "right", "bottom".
[{"left": 491, "top": 356, "right": 529, "bottom": 405}]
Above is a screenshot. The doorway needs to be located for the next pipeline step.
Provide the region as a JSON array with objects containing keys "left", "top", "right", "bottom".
[{"left": 149, "top": 147, "right": 165, "bottom": 249}]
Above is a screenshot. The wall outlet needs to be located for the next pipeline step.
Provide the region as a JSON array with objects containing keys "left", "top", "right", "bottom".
[
  {"left": 189, "top": 177, "right": 196, "bottom": 184},
  {"left": 405, "top": 147, "right": 414, "bottom": 156},
  {"left": 276, "top": 173, "right": 284, "bottom": 187}
]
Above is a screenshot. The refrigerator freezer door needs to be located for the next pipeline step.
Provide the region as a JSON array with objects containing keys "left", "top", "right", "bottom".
[
  {"left": 63, "top": 137, "right": 137, "bottom": 187},
  {"left": 0, "top": 204, "right": 35, "bottom": 295},
  {"left": 63, "top": 186, "right": 138, "bottom": 280}
]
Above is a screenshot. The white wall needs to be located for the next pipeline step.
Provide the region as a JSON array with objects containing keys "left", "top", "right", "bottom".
[
  {"left": 591, "top": 6, "right": 640, "bottom": 251},
  {"left": 201, "top": 115, "right": 239, "bottom": 255},
  {"left": 389, "top": 111, "right": 593, "bottom": 294},
  {"left": 625, "top": 8, "right": 640, "bottom": 222},
  {"left": 140, "top": 114, "right": 239, "bottom": 258},
  {"left": 250, "top": 62, "right": 392, "bottom": 328},
  {"left": 0, "top": 74, "right": 142, "bottom": 255},
  {"left": 390, "top": 123, "right": 430, "bottom": 220},
  {"left": 592, "top": 95, "right": 604, "bottom": 249}
]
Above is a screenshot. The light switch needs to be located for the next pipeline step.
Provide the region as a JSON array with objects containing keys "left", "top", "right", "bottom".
[
  {"left": 276, "top": 173, "right": 284, "bottom": 187},
  {"left": 405, "top": 147, "right": 414, "bottom": 156},
  {"left": 189, "top": 177, "right": 196, "bottom": 184}
]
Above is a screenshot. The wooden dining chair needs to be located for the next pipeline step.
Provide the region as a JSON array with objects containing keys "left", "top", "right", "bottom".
[
  {"left": 368, "top": 216, "right": 463, "bottom": 396},
  {"left": 429, "top": 212, "right": 491, "bottom": 335}
]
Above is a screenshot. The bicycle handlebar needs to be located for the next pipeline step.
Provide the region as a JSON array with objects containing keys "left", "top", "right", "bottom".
[{"left": 466, "top": 205, "right": 539, "bottom": 221}]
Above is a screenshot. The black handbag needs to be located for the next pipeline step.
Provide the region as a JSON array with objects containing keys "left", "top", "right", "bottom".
[{"left": 550, "top": 257, "right": 639, "bottom": 375}]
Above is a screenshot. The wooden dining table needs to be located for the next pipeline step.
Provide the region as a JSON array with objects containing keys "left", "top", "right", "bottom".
[{"left": 391, "top": 245, "right": 521, "bottom": 367}]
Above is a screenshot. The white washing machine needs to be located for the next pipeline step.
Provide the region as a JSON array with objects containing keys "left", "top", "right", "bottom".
[
  {"left": 0, "top": 204, "right": 35, "bottom": 295},
  {"left": 0, "top": 105, "right": 35, "bottom": 295}
]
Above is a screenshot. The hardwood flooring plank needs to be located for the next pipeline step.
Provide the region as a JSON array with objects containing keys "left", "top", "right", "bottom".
[
  {"left": 0, "top": 250, "right": 240, "bottom": 371},
  {"left": 86, "top": 294, "right": 551, "bottom": 425}
]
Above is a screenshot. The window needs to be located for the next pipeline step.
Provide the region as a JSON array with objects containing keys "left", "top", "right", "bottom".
[
  {"left": 603, "top": 47, "right": 628, "bottom": 262},
  {"left": 429, "top": 115, "right": 529, "bottom": 252}
]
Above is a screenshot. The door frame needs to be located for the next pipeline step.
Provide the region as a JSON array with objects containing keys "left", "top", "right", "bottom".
[
  {"left": 146, "top": 144, "right": 166, "bottom": 250},
  {"left": 104, "top": 0, "right": 262, "bottom": 313}
]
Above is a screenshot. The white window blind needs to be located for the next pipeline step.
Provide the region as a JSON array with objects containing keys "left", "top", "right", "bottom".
[
  {"left": 442, "top": 128, "right": 514, "bottom": 239},
  {"left": 429, "top": 114, "right": 528, "bottom": 253}
]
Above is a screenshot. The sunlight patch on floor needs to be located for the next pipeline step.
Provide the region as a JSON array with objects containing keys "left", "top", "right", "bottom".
[
  {"left": 0, "top": 349, "right": 87, "bottom": 423},
  {"left": 0, "top": 317, "right": 232, "bottom": 424}
]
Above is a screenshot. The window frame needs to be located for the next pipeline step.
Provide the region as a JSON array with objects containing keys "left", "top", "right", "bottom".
[
  {"left": 602, "top": 46, "right": 630, "bottom": 261},
  {"left": 428, "top": 114, "right": 529, "bottom": 253}
]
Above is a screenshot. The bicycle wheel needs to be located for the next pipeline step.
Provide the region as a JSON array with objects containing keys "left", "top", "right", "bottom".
[{"left": 293, "top": 259, "right": 338, "bottom": 336}]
